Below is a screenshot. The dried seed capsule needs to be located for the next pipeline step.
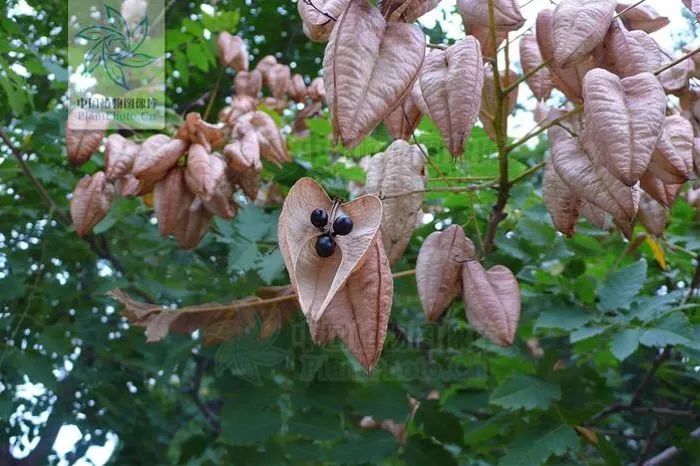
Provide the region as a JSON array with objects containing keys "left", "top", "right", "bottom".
[
  {"left": 310, "top": 208, "right": 328, "bottom": 228},
  {"left": 332, "top": 216, "right": 353, "bottom": 236},
  {"left": 315, "top": 234, "right": 336, "bottom": 258}
]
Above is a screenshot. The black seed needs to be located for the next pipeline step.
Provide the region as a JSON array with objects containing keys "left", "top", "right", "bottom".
[
  {"left": 315, "top": 234, "right": 336, "bottom": 257},
  {"left": 310, "top": 208, "right": 328, "bottom": 228},
  {"left": 332, "top": 216, "right": 353, "bottom": 236}
]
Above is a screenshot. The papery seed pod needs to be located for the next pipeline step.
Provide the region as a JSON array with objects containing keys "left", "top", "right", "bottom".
[
  {"left": 364, "top": 140, "right": 426, "bottom": 264},
  {"left": 688, "top": 187, "right": 700, "bottom": 210},
  {"left": 132, "top": 135, "right": 188, "bottom": 184},
  {"left": 216, "top": 32, "right": 248, "bottom": 71},
  {"left": 659, "top": 50, "right": 692, "bottom": 93},
  {"left": 378, "top": 0, "right": 439, "bottom": 22},
  {"left": 65, "top": 109, "right": 109, "bottom": 167},
  {"left": 383, "top": 93, "right": 422, "bottom": 141},
  {"left": 104, "top": 134, "right": 139, "bottom": 180},
  {"left": 551, "top": 127, "right": 640, "bottom": 222},
  {"left": 225, "top": 133, "right": 262, "bottom": 200},
  {"left": 637, "top": 193, "right": 667, "bottom": 237},
  {"left": 234, "top": 70, "right": 263, "bottom": 98},
  {"left": 616, "top": 2, "right": 669, "bottom": 33},
  {"left": 298, "top": 0, "right": 351, "bottom": 42},
  {"left": 310, "top": 233, "right": 393, "bottom": 373},
  {"left": 542, "top": 158, "right": 581, "bottom": 237},
  {"left": 519, "top": 34, "right": 553, "bottom": 101},
  {"left": 255, "top": 55, "right": 278, "bottom": 78},
  {"left": 235, "top": 111, "right": 290, "bottom": 166},
  {"left": 639, "top": 170, "right": 684, "bottom": 208},
  {"left": 287, "top": 74, "right": 307, "bottom": 103},
  {"left": 580, "top": 201, "right": 613, "bottom": 230},
  {"left": 307, "top": 77, "right": 326, "bottom": 102},
  {"left": 185, "top": 144, "right": 224, "bottom": 202},
  {"left": 173, "top": 197, "right": 213, "bottom": 250},
  {"left": 118, "top": 173, "right": 155, "bottom": 198},
  {"left": 180, "top": 112, "right": 225, "bottom": 152},
  {"left": 552, "top": 0, "right": 616, "bottom": 67},
  {"left": 462, "top": 261, "right": 520, "bottom": 347},
  {"left": 604, "top": 20, "right": 666, "bottom": 78},
  {"left": 323, "top": 0, "right": 425, "bottom": 149},
  {"left": 278, "top": 177, "right": 384, "bottom": 324},
  {"left": 267, "top": 64, "right": 291, "bottom": 100},
  {"left": 202, "top": 163, "right": 238, "bottom": 219},
  {"left": 154, "top": 167, "right": 193, "bottom": 237},
  {"left": 220, "top": 95, "right": 257, "bottom": 126},
  {"left": 419, "top": 37, "right": 484, "bottom": 157},
  {"left": 416, "top": 225, "right": 475, "bottom": 321},
  {"left": 410, "top": 78, "right": 430, "bottom": 116},
  {"left": 70, "top": 171, "right": 115, "bottom": 237},
  {"left": 536, "top": 9, "right": 596, "bottom": 103},
  {"left": 463, "top": 24, "right": 507, "bottom": 59},
  {"left": 648, "top": 115, "right": 695, "bottom": 185},
  {"left": 456, "top": 0, "right": 525, "bottom": 32},
  {"left": 694, "top": 138, "right": 700, "bottom": 177},
  {"left": 581, "top": 68, "right": 666, "bottom": 186},
  {"left": 480, "top": 67, "right": 519, "bottom": 141}
]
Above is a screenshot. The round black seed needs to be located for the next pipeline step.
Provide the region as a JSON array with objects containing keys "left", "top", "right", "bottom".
[
  {"left": 310, "top": 208, "right": 328, "bottom": 228},
  {"left": 315, "top": 234, "right": 336, "bottom": 257},
  {"left": 332, "top": 216, "right": 353, "bottom": 236}
]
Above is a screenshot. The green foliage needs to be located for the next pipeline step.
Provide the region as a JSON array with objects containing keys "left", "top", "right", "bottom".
[{"left": 1, "top": 1, "right": 699, "bottom": 465}]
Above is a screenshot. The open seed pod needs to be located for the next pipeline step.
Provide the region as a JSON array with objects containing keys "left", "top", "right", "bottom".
[
  {"left": 70, "top": 171, "right": 115, "bottom": 237},
  {"left": 542, "top": 157, "right": 581, "bottom": 237},
  {"left": 581, "top": 69, "right": 666, "bottom": 187},
  {"left": 364, "top": 140, "right": 426, "bottom": 265},
  {"left": 519, "top": 34, "right": 553, "bottom": 101},
  {"left": 552, "top": 0, "right": 616, "bottom": 67},
  {"left": 648, "top": 115, "right": 695, "bottom": 185},
  {"left": 456, "top": 0, "right": 525, "bottom": 32},
  {"left": 462, "top": 261, "right": 521, "bottom": 347},
  {"left": 323, "top": 0, "right": 425, "bottom": 148},
  {"left": 416, "top": 225, "right": 475, "bottom": 321},
  {"left": 552, "top": 127, "right": 640, "bottom": 226},
  {"left": 419, "top": 37, "right": 484, "bottom": 158},
  {"left": 154, "top": 167, "right": 193, "bottom": 237},
  {"left": 637, "top": 193, "right": 667, "bottom": 237},
  {"left": 277, "top": 177, "right": 384, "bottom": 325},
  {"left": 66, "top": 109, "right": 109, "bottom": 167},
  {"left": 217, "top": 32, "right": 248, "bottom": 71},
  {"left": 310, "top": 232, "right": 393, "bottom": 372},
  {"left": 133, "top": 134, "right": 188, "bottom": 184},
  {"left": 298, "top": 0, "right": 351, "bottom": 43},
  {"left": 383, "top": 93, "right": 422, "bottom": 141},
  {"left": 104, "top": 134, "right": 139, "bottom": 180},
  {"left": 378, "top": 0, "right": 439, "bottom": 22}
]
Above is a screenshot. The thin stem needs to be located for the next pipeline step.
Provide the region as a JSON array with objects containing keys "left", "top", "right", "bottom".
[
  {"left": 379, "top": 183, "right": 497, "bottom": 200},
  {"left": 303, "top": 0, "right": 338, "bottom": 22},
  {"left": 203, "top": 67, "right": 225, "bottom": 121},
  {"left": 653, "top": 46, "right": 700, "bottom": 76},
  {"left": 427, "top": 43, "right": 447, "bottom": 50},
  {"left": 508, "top": 161, "right": 545, "bottom": 186},
  {"left": 614, "top": 0, "right": 649, "bottom": 20},
  {"left": 506, "top": 106, "right": 582, "bottom": 152},
  {"left": 503, "top": 58, "right": 553, "bottom": 96}
]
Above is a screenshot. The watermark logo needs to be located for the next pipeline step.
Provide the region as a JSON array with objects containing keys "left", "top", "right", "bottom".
[
  {"left": 68, "top": 0, "right": 165, "bottom": 129},
  {"left": 76, "top": 5, "right": 156, "bottom": 89}
]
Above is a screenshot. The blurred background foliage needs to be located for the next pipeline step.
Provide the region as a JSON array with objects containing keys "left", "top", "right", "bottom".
[{"left": 0, "top": 1, "right": 699, "bottom": 465}]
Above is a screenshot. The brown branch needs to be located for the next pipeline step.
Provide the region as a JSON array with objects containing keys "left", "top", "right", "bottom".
[
  {"left": 643, "top": 426, "right": 700, "bottom": 465},
  {"left": 653, "top": 47, "right": 700, "bottom": 76},
  {"left": 503, "top": 59, "right": 553, "bottom": 96},
  {"left": 629, "top": 346, "right": 672, "bottom": 407},
  {"left": 636, "top": 418, "right": 661, "bottom": 466},
  {"left": 426, "top": 43, "right": 448, "bottom": 50}
]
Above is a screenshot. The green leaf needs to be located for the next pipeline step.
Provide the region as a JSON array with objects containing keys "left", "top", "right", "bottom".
[
  {"left": 570, "top": 326, "right": 606, "bottom": 343},
  {"left": 414, "top": 400, "right": 464, "bottom": 445},
  {"left": 288, "top": 411, "right": 342, "bottom": 441},
  {"left": 610, "top": 328, "right": 643, "bottom": 361},
  {"left": 499, "top": 424, "right": 579, "bottom": 466},
  {"left": 401, "top": 437, "right": 457, "bottom": 466},
  {"left": 219, "top": 402, "right": 281, "bottom": 446},
  {"left": 597, "top": 260, "right": 647, "bottom": 311},
  {"left": 640, "top": 328, "right": 691, "bottom": 348},
  {"left": 326, "top": 431, "right": 398, "bottom": 465},
  {"left": 117, "top": 52, "right": 156, "bottom": 68},
  {"left": 490, "top": 374, "right": 561, "bottom": 411},
  {"left": 535, "top": 305, "right": 593, "bottom": 331}
]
